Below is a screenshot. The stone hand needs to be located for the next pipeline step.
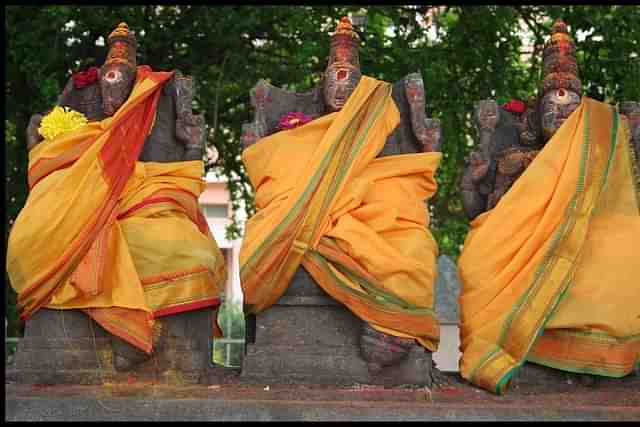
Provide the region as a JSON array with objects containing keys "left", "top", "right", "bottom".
[
  {"left": 461, "top": 158, "right": 488, "bottom": 221},
  {"left": 178, "top": 114, "right": 206, "bottom": 161},
  {"left": 241, "top": 122, "right": 261, "bottom": 150},
  {"left": 468, "top": 151, "right": 490, "bottom": 183},
  {"left": 423, "top": 118, "right": 442, "bottom": 152},
  {"left": 619, "top": 101, "right": 640, "bottom": 161},
  {"left": 173, "top": 74, "right": 206, "bottom": 160},
  {"left": 26, "top": 113, "right": 45, "bottom": 151}
]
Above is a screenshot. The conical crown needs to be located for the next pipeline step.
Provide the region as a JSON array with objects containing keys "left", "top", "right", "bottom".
[
  {"left": 327, "top": 16, "right": 360, "bottom": 69},
  {"left": 104, "top": 22, "right": 137, "bottom": 69},
  {"left": 541, "top": 18, "right": 581, "bottom": 95}
]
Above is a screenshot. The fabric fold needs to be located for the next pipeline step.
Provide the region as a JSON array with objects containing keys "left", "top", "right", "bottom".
[
  {"left": 240, "top": 76, "right": 442, "bottom": 350},
  {"left": 7, "top": 66, "right": 226, "bottom": 353},
  {"left": 458, "top": 97, "right": 640, "bottom": 394}
]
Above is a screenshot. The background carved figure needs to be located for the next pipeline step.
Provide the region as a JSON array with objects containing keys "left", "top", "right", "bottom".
[{"left": 461, "top": 19, "right": 586, "bottom": 220}]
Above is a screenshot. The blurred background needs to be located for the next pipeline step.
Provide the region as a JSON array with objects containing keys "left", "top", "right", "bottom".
[{"left": 5, "top": 5, "right": 640, "bottom": 345}]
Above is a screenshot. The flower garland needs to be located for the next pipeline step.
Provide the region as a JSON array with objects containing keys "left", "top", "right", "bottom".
[{"left": 38, "top": 106, "right": 88, "bottom": 141}]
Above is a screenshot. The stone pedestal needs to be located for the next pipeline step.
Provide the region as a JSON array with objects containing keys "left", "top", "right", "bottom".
[
  {"left": 12, "top": 308, "right": 236, "bottom": 386},
  {"left": 241, "top": 266, "right": 433, "bottom": 386}
]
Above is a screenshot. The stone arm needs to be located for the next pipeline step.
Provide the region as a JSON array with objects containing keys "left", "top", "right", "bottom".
[
  {"left": 170, "top": 71, "right": 206, "bottom": 161},
  {"left": 241, "top": 79, "right": 325, "bottom": 151},
  {"left": 26, "top": 113, "right": 46, "bottom": 152},
  {"left": 619, "top": 101, "right": 640, "bottom": 166},
  {"left": 461, "top": 100, "right": 500, "bottom": 220},
  {"left": 404, "top": 73, "right": 442, "bottom": 152},
  {"left": 27, "top": 76, "right": 106, "bottom": 152},
  {"left": 26, "top": 77, "right": 76, "bottom": 151}
]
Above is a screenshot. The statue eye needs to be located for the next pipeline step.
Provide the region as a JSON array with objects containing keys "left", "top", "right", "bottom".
[
  {"left": 336, "top": 69, "right": 349, "bottom": 81},
  {"left": 553, "top": 88, "right": 572, "bottom": 104},
  {"left": 104, "top": 69, "right": 122, "bottom": 83},
  {"left": 556, "top": 89, "right": 567, "bottom": 100}
]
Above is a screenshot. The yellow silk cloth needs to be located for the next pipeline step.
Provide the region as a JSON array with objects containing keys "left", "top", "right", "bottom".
[
  {"left": 458, "top": 97, "right": 640, "bottom": 394},
  {"left": 240, "top": 76, "right": 442, "bottom": 350},
  {"left": 7, "top": 67, "right": 226, "bottom": 353}
]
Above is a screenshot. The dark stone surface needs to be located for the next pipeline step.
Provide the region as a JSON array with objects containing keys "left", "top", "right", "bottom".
[
  {"left": 241, "top": 266, "right": 434, "bottom": 387},
  {"left": 12, "top": 308, "right": 235, "bottom": 386},
  {"left": 6, "top": 373, "right": 640, "bottom": 421}
]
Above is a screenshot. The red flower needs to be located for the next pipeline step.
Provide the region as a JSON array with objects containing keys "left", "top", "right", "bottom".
[
  {"left": 72, "top": 66, "right": 99, "bottom": 89},
  {"left": 502, "top": 99, "right": 526, "bottom": 114},
  {"left": 278, "top": 112, "right": 312, "bottom": 130}
]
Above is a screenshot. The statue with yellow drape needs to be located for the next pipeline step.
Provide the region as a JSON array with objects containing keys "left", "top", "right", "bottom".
[
  {"left": 459, "top": 18, "right": 640, "bottom": 394},
  {"left": 7, "top": 23, "right": 227, "bottom": 377},
  {"left": 238, "top": 16, "right": 445, "bottom": 383}
]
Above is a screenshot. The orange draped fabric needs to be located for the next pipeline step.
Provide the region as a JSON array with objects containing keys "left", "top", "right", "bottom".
[
  {"left": 458, "top": 97, "right": 640, "bottom": 394},
  {"left": 240, "top": 76, "right": 442, "bottom": 349},
  {"left": 7, "top": 66, "right": 226, "bottom": 353}
]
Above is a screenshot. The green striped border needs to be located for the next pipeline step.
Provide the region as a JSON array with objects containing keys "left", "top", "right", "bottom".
[
  {"left": 470, "top": 101, "right": 623, "bottom": 394},
  {"left": 240, "top": 82, "right": 391, "bottom": 281},
  {"left": 306, "top": 249, "right": 439, "bottom": 342}
]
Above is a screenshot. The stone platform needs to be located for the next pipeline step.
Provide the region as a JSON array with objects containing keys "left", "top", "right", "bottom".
[
  {"left": 10, "top": 307, "right": 235, "bottom": 386},
  {"left": 241, "top": 266, "right": 433, "bottom": 386},
  {"left": 6, "top": 372, "right": 640, "bottom": 421}
]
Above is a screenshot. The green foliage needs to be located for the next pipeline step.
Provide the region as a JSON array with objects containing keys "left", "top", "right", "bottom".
[{"left": 5, "top": 6, "right": 640, "bottom": 334}]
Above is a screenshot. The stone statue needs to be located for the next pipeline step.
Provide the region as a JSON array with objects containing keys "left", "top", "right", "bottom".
[
  {"left": 27, "top": 25, "right": 205, "bottom": 163},
  {"left": 457, "top": 18, "right": 640, "bottom": 394},
  {"left": 9, "top": 23, "right": 227, "bottom": 383},
  {"left": 461, "top": 19, "right": 584, "bottom": 220},
  {"left": 239, "top": 16, "right": 443, "bottom": 386}
]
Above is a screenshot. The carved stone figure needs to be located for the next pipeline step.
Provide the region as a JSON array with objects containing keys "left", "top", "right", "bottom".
[
  {"left": 461, "top": 19, "right": 585, "bottom": 220},
  {"left": 619, "top": 101, "right": 640, "bottom": 168},
  {"left": 239, "top": 17, "right": 443, "bottom": 386},
  {"left": 10, "top": 23, "right": 226, "bottom": 384},
  {"left": 27, "top": 24, "right": 205, "bottom": 163},
  {"left": 457, "top": 18, "right": 640, "bottom": 395}
]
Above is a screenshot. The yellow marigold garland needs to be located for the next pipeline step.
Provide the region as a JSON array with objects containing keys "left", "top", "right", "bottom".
[{"left": 38, "top": 106, "right": 88, "bottom": 141}]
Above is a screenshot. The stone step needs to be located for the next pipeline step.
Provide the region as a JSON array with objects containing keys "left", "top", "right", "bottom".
[{"left": 5, "top": 380, "right": 640, "bottom": 421}]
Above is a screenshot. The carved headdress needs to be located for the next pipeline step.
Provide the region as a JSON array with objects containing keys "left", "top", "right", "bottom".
[
  {"left": 541, "top": 18, "right": 581, "bottom": 95},
  {"left": 327, "top": 16, "right": 360, "bottom": 70},
  {"left": 104, "top": 22, "right": 137, "bottom": 69}
]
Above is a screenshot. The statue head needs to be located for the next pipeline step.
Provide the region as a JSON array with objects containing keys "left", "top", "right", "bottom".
[
  {"left": 99, "top": 23, "right": 137, "bottom": 116},
  {"left": 539, "top": 18, "right": 582, "bottom": 140},
  {"left": 323, "top": 17, "right": 362, "bottom": 112}
]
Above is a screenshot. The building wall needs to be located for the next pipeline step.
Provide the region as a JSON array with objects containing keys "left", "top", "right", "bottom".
[{"left": 199, "top": 173, "right": 244, "bottom": 304}]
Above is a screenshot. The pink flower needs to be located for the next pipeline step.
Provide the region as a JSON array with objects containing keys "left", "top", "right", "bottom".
[{"left": 278, "top": 112, "right": 312, "bottom": 130}]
